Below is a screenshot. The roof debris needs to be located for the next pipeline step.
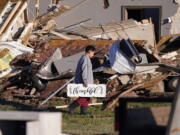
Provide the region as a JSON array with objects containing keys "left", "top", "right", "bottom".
[{"left": 0, "top": 0, "right": 178, "bottom": 109}]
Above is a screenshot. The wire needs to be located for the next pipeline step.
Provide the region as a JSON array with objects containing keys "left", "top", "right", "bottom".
[{"left": 57, "top": 0, "right": 91, "bottom": 18}]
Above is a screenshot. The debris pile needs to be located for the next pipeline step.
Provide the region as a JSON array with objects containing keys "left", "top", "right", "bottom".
[{"left": 0, "top": 1, "right": 179, "bottom": 108}]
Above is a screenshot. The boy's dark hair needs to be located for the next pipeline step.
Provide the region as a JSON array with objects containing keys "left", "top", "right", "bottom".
[{"left": 85, "top": 45, "right": 96, "bottom": 53}]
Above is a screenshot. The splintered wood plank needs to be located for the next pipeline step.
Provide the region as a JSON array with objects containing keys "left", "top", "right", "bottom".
[
  {"left": 24, "top": 8, "right": 28, "bottom": 23},
  {"left": 18, "top": 22, "right": 33, "bottom": 45},
  {"left": 0, "top": 1, "right": 22, "bottom": 35},
  {"left": 35, "top": 0, "right": 40, "bottom": 17},
  {"left": 0, "top": 0, "right": 20, "bottom": 12},
  {"left": 0, "top": 1, "right": 12, "bottom": 21},
  {"left": 105, "top": 73, "right": 171, "bottom": 110},
  {"left": 1, "top": 1, "right": 28, "bottom": 41},
  {"left": 156, "top": 34, "right": 180, "bottom": 48},
  {"left": 0, "top": 0, "right": 10, "bottom": 11},
  {"left": 156, "top": 35, "right": 173, "bottom": 48}
]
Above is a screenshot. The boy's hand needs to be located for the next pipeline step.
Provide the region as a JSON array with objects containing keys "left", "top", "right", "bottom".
[{"left": 83, "top": 84, "right": 88, "bottom": 88}]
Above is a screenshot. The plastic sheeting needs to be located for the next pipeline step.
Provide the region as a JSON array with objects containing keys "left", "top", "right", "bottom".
[
  {"left": 109, "top": 41, "right": 135, "bottom": 74},
  {"left": 54, "top": 52, "right": 84, "bottom": 75},
  {"left": 0, "top": 41, "right": 34, "bottom": 78},
  {"left": 0, "top": 41, "right": 34, "bottom": 54}
]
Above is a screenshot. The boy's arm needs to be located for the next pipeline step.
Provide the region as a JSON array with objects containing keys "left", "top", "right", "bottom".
[{"left": 82, "top": 57, "right": 89, "bottom": 86}]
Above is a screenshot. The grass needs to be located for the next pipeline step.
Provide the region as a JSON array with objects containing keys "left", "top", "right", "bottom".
[
  {"left": 48, "top": 99, "right": 116, "bottom": 134},
  {"left": 0, "top": 104, "right": 17, "bottom": 111},
  {"left": 128, "top": 102, "right": 171, "bottom": 108},
  {"left": 62, "top": 106, "right": 116, "bottom": 135},
  {"left": 48, "top": 100, "right": 115, "bottom": 135},
  {"left": 0, "top": 98, "right": 172, "bottom": 135},
  {"left": 63, "top": 117, "right": 114, "bottom": 135},
  {"left": 48, "top": 99, "right": 67, "bottom": 106},
  {"left": 61, "top": 102, "right": 171, "bottom": 135}
]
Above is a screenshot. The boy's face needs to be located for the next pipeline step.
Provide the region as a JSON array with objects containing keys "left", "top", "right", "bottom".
[{"left": 87, "top": 51, "right": 95, "bottom": 58}]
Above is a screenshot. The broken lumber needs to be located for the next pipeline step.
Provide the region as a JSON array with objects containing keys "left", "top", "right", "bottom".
[
  {"left": 50, "top": 30, "right": 72, "bottom": 40},
  {"left": 0, "top": 1, "right": 28, "bottom": 41},
  {"left": 34, "top": 5, "right": 70, "bottom": 27},
  {"left": 104, "top": 73, "right": 171, "bottom": 110},
  {"left": 35, "top": 0, "right": 40, "bottom": 17},
  {"left": 156, "top": 34, "right": 180, "bottom": 48},
  {"left": 0, "top": 1, "right": 22, "bottom": 35},
  {"left": 55, "top": 103, "right": 103, "bottom": 109},
  {"left": 13, "top": 94, "right": 38, "bottom": 99},
  {"left": 17, "top": 23, "right": 34, "bottom": 45},
  {"left": 156, "top": 35, "right": 173, "bottom": 48}
]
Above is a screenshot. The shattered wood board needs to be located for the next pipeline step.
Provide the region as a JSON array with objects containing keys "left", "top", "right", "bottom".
[
  {"left": 0, "top": 0, "right": 19, "bottom": 11},
  {"left": 105, "top": 73, "right": 171, "bottom": 110},
  {"left": 156, "top": 35, "right": 173, "bottom": 48},
  {"left": 156, "top": 34, "right": 180, "bottom": 49},
  {"left": 0, "top": 1, "right": 21, "bottom": 35},
  {"left": 0, "top": 1, "right": 27, "bottom": 41},
  {"left": 17, "top": 23, "right": 34, "bottom": 45}
]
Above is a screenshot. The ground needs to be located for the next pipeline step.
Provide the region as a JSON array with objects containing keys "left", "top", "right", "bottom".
[
  {"left": 48, "top": 99, "right": 117, "bottom": 134},
  {"left": 50, "top": 100, "right": 172, "bottom": 135},
  {"left": 0, "top": 98, "right": 172, "bottom": 135},
  {"left": 62, "top": 106, "right": 116, "bottom": 135}
]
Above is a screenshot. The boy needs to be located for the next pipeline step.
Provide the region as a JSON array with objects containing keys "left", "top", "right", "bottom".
[{"left": 68, "top": 45, "right": 96, "bottom": 115}]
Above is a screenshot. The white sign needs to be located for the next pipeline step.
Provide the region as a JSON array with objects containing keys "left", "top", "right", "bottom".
[{"left": 67, "top": 84, "right": 106, "bottom": 97}]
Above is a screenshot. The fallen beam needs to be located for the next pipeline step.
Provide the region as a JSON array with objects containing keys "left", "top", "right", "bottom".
[
  {"left": 50, "top": 30, "right": 72, "bottom": 40},
  {"left": 55, "top": 103, "right": 103, "bottom": 109}
]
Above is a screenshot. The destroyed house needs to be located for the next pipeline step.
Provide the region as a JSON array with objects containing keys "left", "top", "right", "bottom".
[
  {"left": 49, "top": 0, "right": 180, "bottom": 41},
  {"left": 1, "top": 0, "right": 179, "bottom": 42}
]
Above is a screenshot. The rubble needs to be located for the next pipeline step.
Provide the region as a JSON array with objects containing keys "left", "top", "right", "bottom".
[
  {"left": 109, "top": 40, "right": 136, "bottom": 74},
  {"left": 53, "top": 19, "right": 155, "bottom": 47},
  {"left": 0, "top": 1, "right": 29, "bottom": 43},
  {"left": 34, "top": 5, "right": 70, "bottom": 27},
  {"left": 104, "top": 73, "right": 171, "bottom": 110},
  {"left": 0, "top": 1, "right": 178, "bottom": 109},
  {"left": 0, "top": 41, "right": 33, "bottom": 78}
]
